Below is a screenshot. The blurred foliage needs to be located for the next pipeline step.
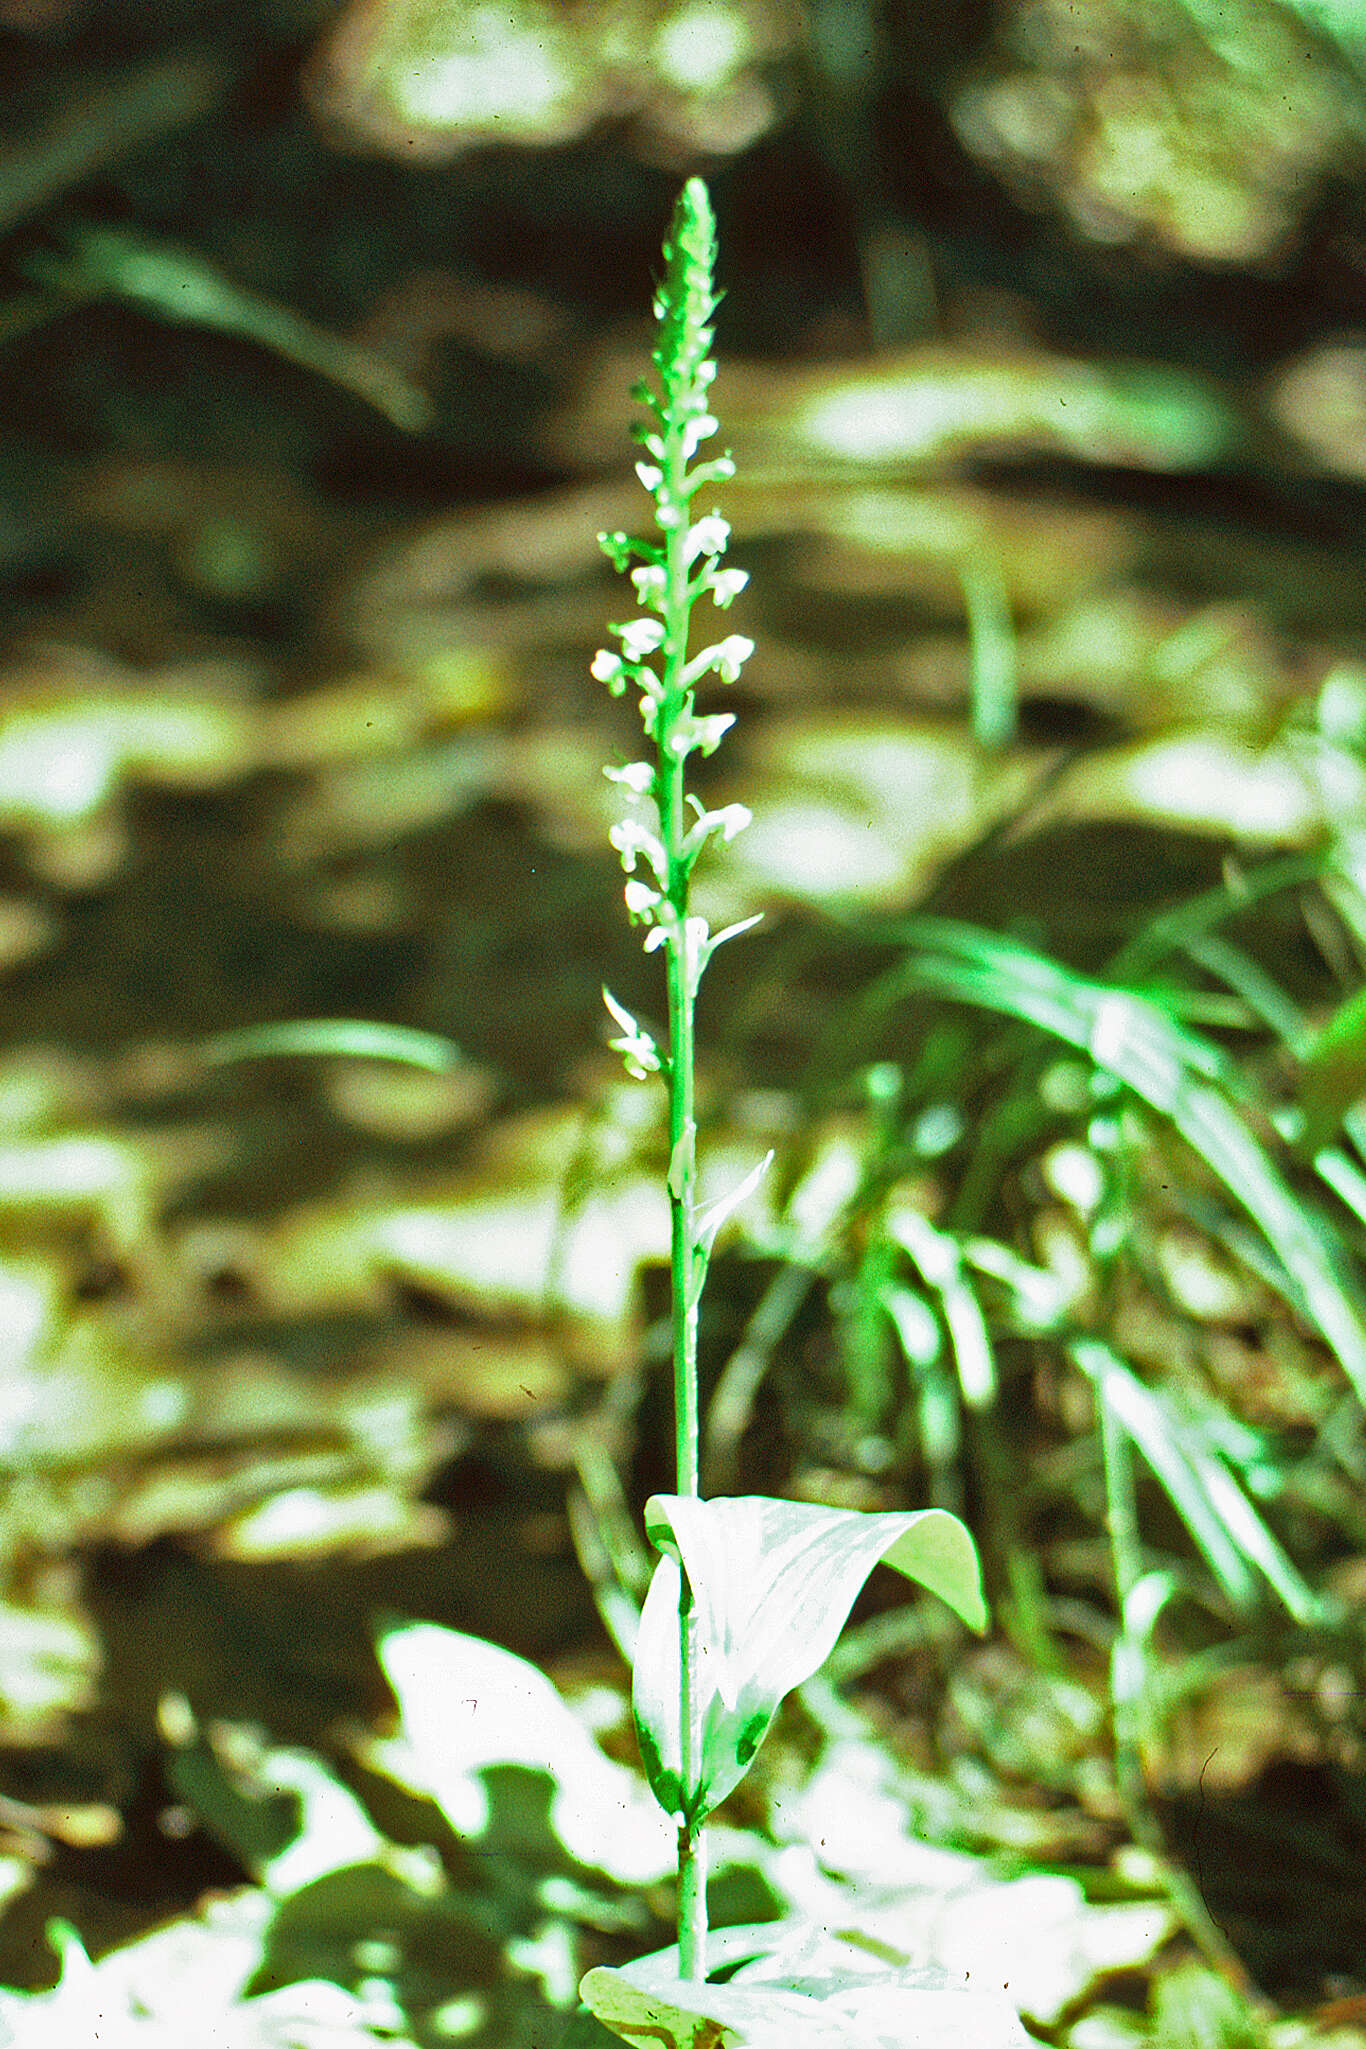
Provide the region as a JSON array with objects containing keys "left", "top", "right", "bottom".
[
  {"left": 0, "top": 0, "right": 1364, "bottom": 2042},
  {"left": 951, "top": 0, "right": 1366, "bottom": 265}
]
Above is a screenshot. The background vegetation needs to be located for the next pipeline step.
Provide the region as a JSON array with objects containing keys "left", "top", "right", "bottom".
[{"left": 0, "top": 1, "right": 1365, "bottom": 2042}]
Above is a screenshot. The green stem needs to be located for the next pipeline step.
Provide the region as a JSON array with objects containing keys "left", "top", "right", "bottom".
[
  {"left": 659, "top": 388, "right": 707, "bottom": 1984},
  {"left": 662, "top": 776, "right": 699, "bottom": 1495},
  {"left": 677, "top": 1818, "right": 709, "bottom": 1982}
]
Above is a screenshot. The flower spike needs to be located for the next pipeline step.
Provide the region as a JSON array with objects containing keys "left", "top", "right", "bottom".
[{"left": 590, "top": 184, "right": 766, "bottom": 1983}]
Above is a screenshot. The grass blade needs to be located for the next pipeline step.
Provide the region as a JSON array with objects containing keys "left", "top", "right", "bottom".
[
  {"left": 204, "top": 1018, "right": 464, "bottom": 1072},
  {"left": 886, "top": 919, "right": 1366, "bottom": 1409},
  {"left": 1068, "top": 1339, "right": 1322, "bottom": 1618}
]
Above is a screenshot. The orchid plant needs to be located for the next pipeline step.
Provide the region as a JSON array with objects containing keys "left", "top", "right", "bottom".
[{"left": 581, "top": 179, "right": 992, "bottom": 2029}]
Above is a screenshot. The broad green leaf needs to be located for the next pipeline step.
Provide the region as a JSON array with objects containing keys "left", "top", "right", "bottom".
[
  {"left": 375, "top": 1621, "right": 674, "bottom": 1884},
  {"left": 784, "top": 1747, "right": 1173, "bottom": 2022},
  {"left": 581, "top": 1926, "right": 1031, "bottom": 2049},
  {"left": 0, "top": 1895, "right": 408, "bottom": 2049},
  {"left": 632, "top": 1495, "right": 985, "bottom": 1822}
]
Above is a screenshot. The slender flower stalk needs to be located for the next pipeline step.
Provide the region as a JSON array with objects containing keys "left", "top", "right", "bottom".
[
  {"left": 594, "top": 177, "right": 757, "bottom": 1981},
  {"left": 580, "top": 246, "right": 990, "bottom": 2022}
]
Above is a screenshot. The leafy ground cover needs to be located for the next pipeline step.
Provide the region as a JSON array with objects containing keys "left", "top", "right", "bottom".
[{"left": 1, "top": 2, "right": 1366, "bottom": 2044}]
